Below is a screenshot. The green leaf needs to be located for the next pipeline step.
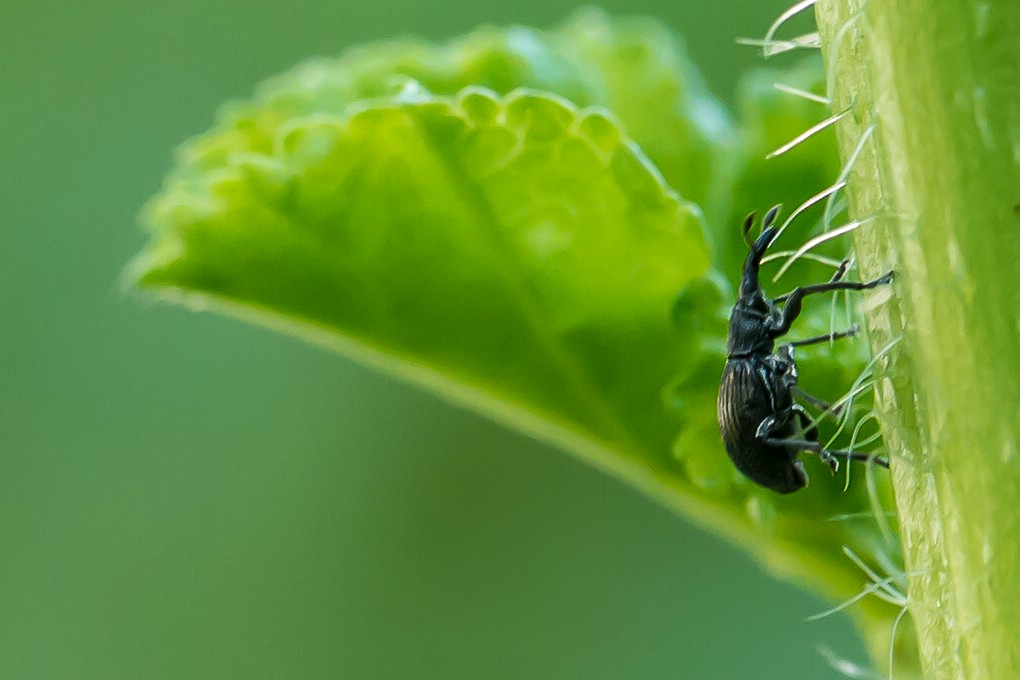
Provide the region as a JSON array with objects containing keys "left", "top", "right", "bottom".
[
  {"left": 202, "top": 8, "right": 737, "bottom": 233},
  {"left": 551, "top": 9, "right": 739, "bottom": 232},
  {"left": 130, "top": 13, "right": 904, "bottom": 667},
  {"left": 133, "top": 85, "right": 709, "bottom": 478}
]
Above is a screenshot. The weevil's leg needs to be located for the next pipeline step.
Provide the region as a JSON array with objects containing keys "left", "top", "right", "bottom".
[
  {"left": 840, "top": 451, "right": 890, "bottom": 468},
  {"left": 754, "top": 409, "right": 800, "bottom": 447},
  {"left": 790, "top": 407, "right": 836, "bottom": 471},
  {"left": 792, "top": 404, "right": 820, "bottom": 438},
  {"left": 769, "top": 271, "right": 893, "bottom": 336},
  {"left": 764, "top": 436, "right": 837, "bottom": 470},
  {"left": 761, "top": 436, "right": 890, "bottom": 470},
  {"left": 758, "top": 403, "right": 818, "bottom": 440},
  {"left": 773, "top": 270, "right": 894, "bottom": 304},
  {"left": 791, "top": 386, "right": 844, "bottom": 415},
  {"left": 754, "top": 414, "right": 783, "bottom": 440},
  {"left": 830, "top": 258, "right": 850, "bottom": 283},
  {"left": 788, "top": 324, "right": 859, "bottom": 347}
]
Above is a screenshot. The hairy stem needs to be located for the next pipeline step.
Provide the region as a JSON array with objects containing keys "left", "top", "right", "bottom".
[{"left": 816, "top": 0, "right": 1020, "bottom": 677}]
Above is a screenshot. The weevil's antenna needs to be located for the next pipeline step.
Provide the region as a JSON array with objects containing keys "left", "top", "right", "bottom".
[
  {"left": 762, "top": 204, "right": 783, "bottom": 231},
  {"left": 742, "top": 211, "right": 757, "bottom": 248}
]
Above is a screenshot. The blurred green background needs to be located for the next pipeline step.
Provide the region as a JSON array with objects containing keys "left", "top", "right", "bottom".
[{"left": 2, "top": 0, "right": 866, "bottom": 677}]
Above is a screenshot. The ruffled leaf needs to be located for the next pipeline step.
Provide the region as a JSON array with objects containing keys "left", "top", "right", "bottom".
[{"left": 130, "top": 13, "right": 902, "bottom": 659}]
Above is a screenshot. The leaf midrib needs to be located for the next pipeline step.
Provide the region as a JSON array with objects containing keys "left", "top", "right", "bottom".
[{"left": 404, "top": 105, "right": 652, "bottom": 460}]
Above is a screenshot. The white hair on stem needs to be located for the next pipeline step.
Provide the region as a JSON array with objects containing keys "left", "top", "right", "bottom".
[
  {"left": 774, "top": 215, "right": 875, "bottom": 280},
  {"left": 824, "top": 123, "right": 877, "bottom": 230},
  {"left": 823, "top": 379, "right": 875, "bottom": 450},
  {"left": 817, "top": 645, "right": 883, "bottom": 679},
  {"left": 887, "top": 604, "right": 911, "bottom": 680},
  {"left": 764, "top": 0, "right": 819, "bottom": 43},
  {"left": 829, "top": 286, "right": 854, "bottom": 351},
  {"left": 825, "top": 11, "right": 864, "bottom": 102},
  {"left": 774, "top": 82, "right": 831, "bottom": 105},
  {"left": 760, "top": 250, "right": 845, "bottom": 268},
  {"left": 805, "top": 572, "right": 906, "bottom": 622},
  {"left": 830, "top": 336, "right": 902, "bottom": 414},
  {"left": 814, "top": 544, "right": 917, "bottom": 680},
  {"left": 768, "top": 180, "right": 848, "bottom": 264},
  {"left": 766, "top": 108, "right": 849, "bottom": 159},
  {"left": 842, "top": 546, "right": 908, "bottom": 606},
  {"left": 795, "top": 336, "right": 902, "bottom": 464},
  {"left": 736, "top": 0, "right": 822, "bottom": 57},
  {"left": 736, "top": 32, "right": 822, "bottom": 57},
  {"left": 864, "top": 431, "right": 897, "bottom": 544},
  {"left": 827, "top": 511, "right": 897, "bottom": 523}
]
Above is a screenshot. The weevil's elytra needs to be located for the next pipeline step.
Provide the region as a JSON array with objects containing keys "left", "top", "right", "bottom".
[{"left": 716, "top": 206, "right": 893, "bottom": 494}]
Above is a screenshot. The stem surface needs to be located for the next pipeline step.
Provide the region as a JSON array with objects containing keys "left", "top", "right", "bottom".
[{"left": 816, "top": 0, "right": 1020, "bottom": 677}]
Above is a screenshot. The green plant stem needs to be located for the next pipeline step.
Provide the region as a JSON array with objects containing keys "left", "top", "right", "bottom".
[{"left": 816, "top": 0, "right": 1020, "bottom": 677}]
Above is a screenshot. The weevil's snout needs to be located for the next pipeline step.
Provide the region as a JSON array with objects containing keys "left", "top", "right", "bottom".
[{"left": 738, "top": 223, "right": 782, "bottom": 300}]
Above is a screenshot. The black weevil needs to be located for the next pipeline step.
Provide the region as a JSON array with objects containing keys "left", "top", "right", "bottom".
[{"left": 716, "top": 206, "right": 893, "bottom": 493}]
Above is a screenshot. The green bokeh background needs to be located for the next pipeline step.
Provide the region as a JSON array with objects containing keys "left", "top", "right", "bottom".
[{"left": 2, "top": 0, "right": 866, "bottom": 677}]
